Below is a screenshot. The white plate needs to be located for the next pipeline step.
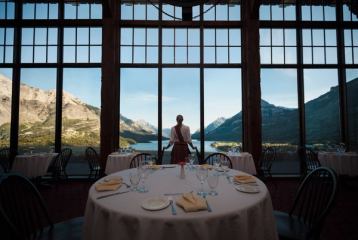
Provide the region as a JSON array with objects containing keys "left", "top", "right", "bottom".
[
  {"left": 235, "top": 185, "right": 260, "bottom": 193},
  {"left": 141, "top": 197, "right": 170, "bottom": 211}
]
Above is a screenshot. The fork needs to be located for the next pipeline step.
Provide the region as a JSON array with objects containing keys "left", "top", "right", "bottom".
[{"left": 168, "top": 196, "right": 177, "bottom": 215}]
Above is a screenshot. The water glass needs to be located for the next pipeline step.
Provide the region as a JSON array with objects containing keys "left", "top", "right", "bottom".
[
  {"left": 207, "top": 173, "right": 219, "bottom": 196},
  {"left": 129, "top": 171, "right": 141, "bottom": 191},
  {"left": 221, "top": 159, "right": 230, "bottom": 174},
  {"left": 196, "top": 166, "right": 208, "bottom": 196}
]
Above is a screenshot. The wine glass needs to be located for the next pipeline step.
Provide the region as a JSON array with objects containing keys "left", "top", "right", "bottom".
[
  {"left": 196, "top": 166, "right": 208, "bottom": 196},
  {"left": 129, "top": 171, "right": 141, "bottom": 191},
  {"left": 213, "top": 156, "right": 220, "bottom": 169},
  {"left": 221, "top": 159, "right": 230, "bottom": 175},
  {"left": 207, "top": 173, "right": 219, "bottom": 196}
]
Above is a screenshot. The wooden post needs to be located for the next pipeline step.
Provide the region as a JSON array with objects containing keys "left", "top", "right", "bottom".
[
  {"left": 100, "top": 0, "right": 119, "bottom": 171},
  {"left": 241, "top": 0, "right": 262, "bottom": 172}
]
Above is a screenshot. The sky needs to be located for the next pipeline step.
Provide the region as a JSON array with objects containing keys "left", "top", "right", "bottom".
[{"left": 1, "top": 3, "right": 357, "bottom": 131}]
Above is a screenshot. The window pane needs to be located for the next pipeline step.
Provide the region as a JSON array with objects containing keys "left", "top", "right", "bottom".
[
  {"left": 204, "top": 68, "right": 242, "bottom": 157},
  {"left": 304, "top": 69, "right": 340, "bottom": 148},
  {"left": 120, "top": 68, "right": 158, "bottom": 155},
  {"left": 162, "top": 68, "right": 200, "bottom": 162},
  {"left": 0, "top": 68, "right": 12, "bottom": 148},
  {"left": 346, "top": 69, "right": 358, "bottom": 151},
  {"left": 18, "top": 69, "right": 56, "bottom": 153},
  {"left": 261, "top": 68, "right": 299, "bottom": 175},
  {"left": 62, "top": 68, "right": 101, "bottom": 175}
]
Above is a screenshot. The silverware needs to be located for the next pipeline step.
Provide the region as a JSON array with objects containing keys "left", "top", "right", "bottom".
[
  {"left": 226, "top": 175, "right": 232, "bottom": 183},
  {"left": 168, "top": 197, "right": 177, "bottom": 215},
  {"left": 97, "top": 190, "right": 130, "bottom": 199}
]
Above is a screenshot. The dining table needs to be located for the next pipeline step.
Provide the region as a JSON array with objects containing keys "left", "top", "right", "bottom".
[
  {"left": 83, "top": 165, "right": 278, "bottom": 240},
  {"left": 318, "top": 151, "right": 358, "bottom": 176},
  {"left": 105, "top": 152, "right": 136, "bottom": 174},
  {"left": 11, "top": 152, "right": 58, "bottom": 178},
  {"left": 227, "top": 152, "right": 257, "bottom": 175}
]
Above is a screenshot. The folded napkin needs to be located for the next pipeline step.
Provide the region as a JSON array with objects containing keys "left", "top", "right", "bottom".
[
  {"left": 147, "top": 164, "right": 161, "bottom": 170},
  {"left": 176, "top": 192, "right": 207, "bottom": 212},
  {"left": 95, "top": 177, "right": 123, "bottom": 192},
  {"left": 201, "top": 164, "right": 213, "bottom": 170},
  {"left": 233, "top": 175, "right": 256, "bottom": 184}
]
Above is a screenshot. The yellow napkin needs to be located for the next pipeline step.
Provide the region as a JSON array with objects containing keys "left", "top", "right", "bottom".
[
  {"left": 147, "top": 164, "right": 161, "bottom": 170},
  {"left": 176, "top": 192, "right": 207, "bottom": 212},
  {"left": 201, "top": 164, "right": 213, "bottom": 170},
  {"left": 233, "top": 175, "right": 256, "bottom": 184},
  {"left": 95, "top": 177, "right": 123, "bottom": 192}
]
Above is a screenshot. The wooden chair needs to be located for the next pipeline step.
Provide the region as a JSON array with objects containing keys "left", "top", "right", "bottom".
[
  {"left": 0, "top": 147, "right": 11, "bottom": 173},
  {"left": 274, "top": 167, "right": 338, "bottom": 240},
  {"left": 259, "top": 146, "right": 275, "bottom": 179},
  {"left": 48, "top": 148, "right": 72, "bottom": 181},
  {"left": 204, "top": 152, "right": 233, "bottom": 169},
  {"left": 304, "top": 147, "right": 321, "bottom": 176},
  {"left": 85, "top": 147, "right": 102, "bottom": 180},
  {"left": 129, "top": 153, "right": 152, "bottom": 168},
  {"left": 0, "top": 173, "right": 83, "bottom": 240}
]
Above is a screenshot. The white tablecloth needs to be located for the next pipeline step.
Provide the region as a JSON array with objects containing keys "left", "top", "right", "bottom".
[
  {"left": 12, "top": 153, "right": 58, "bottom": 178},
  {"left": 105, "top": 152, "right": 136, "bottom": 174},
  {"left": 84, "top": 167, "right": 278, "bottom": 240},
  {"left": 318, "top": 152, "right": 358, "bottom": 176},
  {"left": 227, "top": 152, "right": 257, "bottom": 175}
]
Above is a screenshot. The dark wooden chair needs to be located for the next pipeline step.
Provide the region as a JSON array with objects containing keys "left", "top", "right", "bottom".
[
  {"left": 0, "top": 147, "right": 11, "bottom": 173},
  {"left": 204, "top": 152, "right": 233, "bottom": 169},
  {"left": 274, "top": 167, "right": 338, "bottom": 240},
  {"left": 129, "top": 153, "right": 152, "bottom": 168},
  {"left": 304, "top": 147, "right": 321, "bottom": 175},
  {"left": 0, "top": 173, "right": 83, "bottom": 240},
  {"left": 85, "top": 147, "right": 102, "bottom": 180},
  {"left": 259, "top": 146, "right": 275, "bottom": 179},
  {"left": 48, "top": 148, "right": 72, "bottom": 181}
]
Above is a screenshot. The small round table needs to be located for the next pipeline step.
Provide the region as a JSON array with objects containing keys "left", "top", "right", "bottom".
[{"left": 84, "top": 166, "right": 278, "bottom": 240}]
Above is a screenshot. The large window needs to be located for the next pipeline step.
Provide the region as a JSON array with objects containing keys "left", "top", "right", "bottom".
[
  {"left": 346, "top": 69, "right": 358, "bottom": 151},
  {"left": 304, "top": 69, "right": 340, "bottom": 148},
  {"left": 0, "top": 68, "right": 12, "bottom": 148},
  {"left": 18, "top": 68, "right": 56, "bottom": 153},
  {"left": 261, "top": 69, "right": 299, "bottom": 174},
  {"left": 162, "top": 68, "right": 200, "bottom": 163},
  {"left": 62, "top": 68, "right": 101, "bottom": 174},
  {"left": 120, "top": 68, "right": 158, "bottom": 153},
  {"left": 204, "top": 68, "right": 242, "bottom": 156}
]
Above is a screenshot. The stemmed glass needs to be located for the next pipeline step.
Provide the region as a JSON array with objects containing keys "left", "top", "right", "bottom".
[
  {"left": 196, "top": 166, "right": 208, "bottom": 197},
  {"left": 129, "top": 171, "right": 141, "bottom": 191},
  {"left": 221, "top": 158, "right": 230, "bottom": 175},
  {"left": 207, "top": 173, "right": 219, "bottom": 196}
]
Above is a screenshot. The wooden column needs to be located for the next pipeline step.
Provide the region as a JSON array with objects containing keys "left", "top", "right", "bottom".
[
  {"left": 100, "top": 1, "right": 119, "bottom": 170},
  {"left": 241, "top": 0, "right": 261, "bottom": 171}
]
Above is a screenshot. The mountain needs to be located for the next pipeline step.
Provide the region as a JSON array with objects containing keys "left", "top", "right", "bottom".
[
  {"left": 162, "top": 128, "right": 171, "bottom": 138},
  {"left": 0, "top": 74, "right": 158, "bottom": 146},
  {"left": 192, "top": 117, "right": 226, "bottom": 139},
  {"left": 204, "top": 78, "right": 358, "bottom": 144}
]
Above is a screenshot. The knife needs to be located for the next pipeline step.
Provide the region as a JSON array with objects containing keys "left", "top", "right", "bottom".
[{"left": 97, "top": 190, "right": 130, "bottom": 199}]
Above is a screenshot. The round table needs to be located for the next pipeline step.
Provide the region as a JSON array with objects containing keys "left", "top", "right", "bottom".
[
  {"left": 83, "top": 166, "right": 278, "bottom": 240},
  {"left": 12, "top": 153, "right": 58, "bottom": 178},
  {"left": 227, "top": 152, "right": 257, "bottom": 175},
  {"left": 318, "top": 152, "right": 358, "bottom": 176},
  {"left": 105, "top": 152, "right": 136, "bottom": 174}
]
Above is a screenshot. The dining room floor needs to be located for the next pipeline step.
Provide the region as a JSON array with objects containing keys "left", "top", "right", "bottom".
[{"left": 39, "top": 176, "right": 358, "bottom": 240}]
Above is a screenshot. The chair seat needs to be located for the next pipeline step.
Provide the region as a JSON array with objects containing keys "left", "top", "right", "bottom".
[
  {"left": 39, "top": 217, "right": 83, "bottom": 240},
  {"left": 274, "top": 211, "right": 311, "bottom": 240}
]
